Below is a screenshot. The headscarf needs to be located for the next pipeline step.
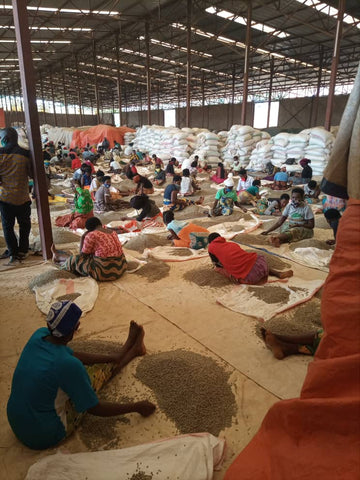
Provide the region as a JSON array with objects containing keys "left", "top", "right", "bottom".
[
  {"left": 224, "top": 176, "right": 234, "bottom": 187},
  {"left": 74, "top": 187, "right": 93, "bottom": 214},
  {"left": 46, "top": 301, "right": 82, "bottom": 337},
  {"left": 300, "top": 158, "right": 311, "bottom": 168}
]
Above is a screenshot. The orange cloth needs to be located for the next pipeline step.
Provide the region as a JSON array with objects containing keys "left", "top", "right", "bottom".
[
  {"left": 224, "top": 199, "right": 360, "bottom": 480},
  {"left": 173, "top": 223, "right": 209, "bottom": 248},
  {"left": 208, "top": 237, "right": 258, "bottom": 280},
  {"left": 70, "top": 125, "right": 135, "bottom": 149}
]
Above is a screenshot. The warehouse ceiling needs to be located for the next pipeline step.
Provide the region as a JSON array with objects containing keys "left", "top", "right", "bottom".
[{"left": 0, "top": 0, "right": 359, "bottom": 112}]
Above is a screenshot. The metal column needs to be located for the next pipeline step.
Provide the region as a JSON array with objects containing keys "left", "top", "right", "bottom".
[
  {"left": 49, "top": 70, "right": 57, "bottom": 126},
  {"left": 311, "top": 46, "right": 324, "bottom": 127},
  {"left": 12, "top": 0, "right": 53, "bottom": 260},
  {"left": 201, "top": 72, "right": 205, "bottom": 127},
  {"left": 74, "top": 55, "right": 84, "bottom": 126},
  {"left": 231, "top": 64, "right": 236, "bottom": 126},
  {"left": 186, "top": 0, "right": 192, "bottom": 127},
  {"left": 267, "top": 58, "right": 274, "bottom": 128},
  {"left": 139, "top": 84, "right": 143, "bottom": 126},
  {"left": 324, "top": 0, "right": 345, "bottom": 131},
  {"left": 241, "top": 0, "right": 252, "bottom": 125},
  {"left": 92, "top": 38, "right": 101, "bottom": 124},
  {"left": 61, "top": 64, "right": 69, "bottom": 127},
  {"left": 115, "top": 32, "right": 123, "bottom": 126},
  {"left": 145, "top": 21, "right": 152, "bottom": 124},
  {"left": 39, "top": 74, "right": 47, "bottom": 124}
]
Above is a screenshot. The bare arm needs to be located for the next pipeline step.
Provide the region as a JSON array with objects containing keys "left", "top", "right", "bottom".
[
  {"left": 261, "top": 215, "right": 287, "bottom": 235},
  {"left": 293, "top": 217, "right": 314, "bottom": 229},
  {"left": 167, "top": 228, "right": 179, "bottom": 240},
  {"left": 235, "top": 201, "right": 247, "bottom": 213},
  {"left": 171, "top": 189, "right": 178, "bottom": 204},
  {"left": 88, "top": 400, "right": 156, "bottom": 417}
]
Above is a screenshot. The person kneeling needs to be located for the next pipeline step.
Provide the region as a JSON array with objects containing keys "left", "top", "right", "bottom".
[{"left": 7, "top": 301, "right": 156, "bottom": 450}]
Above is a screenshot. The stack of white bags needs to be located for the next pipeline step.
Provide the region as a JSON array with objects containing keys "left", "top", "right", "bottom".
[
  {"left": 221, "top": 125, "right": 268, "bottom": 168},
  {"left": 124, "top": 131, "right": 136, "bottom": 145},
  {"left": 302, "top": 127, "right": 335, "bottom": 175},
  {"left": 192, "top": 131, "right": 221, "bottom": 166},
  {"left": 247, "top": 139, "right": 272, "bottom": 171}
]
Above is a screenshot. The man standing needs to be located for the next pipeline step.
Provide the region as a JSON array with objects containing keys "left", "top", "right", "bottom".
[{"left": 0, "top": 127, "right": 32, "bottom": 263}]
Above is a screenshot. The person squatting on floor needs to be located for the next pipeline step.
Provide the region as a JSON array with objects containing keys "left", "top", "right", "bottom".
[{"left": 7, "top": 301, "right": 156, "bottom": 450}]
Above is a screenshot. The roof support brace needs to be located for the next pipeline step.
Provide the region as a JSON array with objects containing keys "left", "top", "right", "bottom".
[
  {"left": 241, "top": 0, "right": 252, "bottom": 126},
  {"left": 12, "top": 0, "right": 53, "bottom": 260},
  {"left": 325, "top": 0, "right": 345, "bottom": 131}
]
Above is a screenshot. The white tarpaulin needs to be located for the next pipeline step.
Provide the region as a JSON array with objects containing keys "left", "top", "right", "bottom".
[
  {"left": 217, "top": 277, "right": 324, "bottom": 321},
  {"left": 26, "top": 433, "right": 225, "bottom": 480},
  {"left": 33, "top": 277, "right": 99, "bottom": 316}
]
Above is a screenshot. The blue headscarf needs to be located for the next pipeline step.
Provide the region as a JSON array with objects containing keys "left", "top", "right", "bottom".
[{"left": 46, "top": 301, "right": 82, "bottom": 337}]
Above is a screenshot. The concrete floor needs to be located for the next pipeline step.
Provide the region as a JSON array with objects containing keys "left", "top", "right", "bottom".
[
  {"left": 0, "top": 171, "right": 330, "bottom": 479},
  {"left": 0, "top": 243, "right": 327, "bottom": 479}
]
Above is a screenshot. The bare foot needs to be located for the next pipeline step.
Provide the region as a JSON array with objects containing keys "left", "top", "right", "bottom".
[
  {"left": 270, "top": 268, "right": 293, "bottom": 279},
  {"left": 264, "top": 331, "right": 285, "bottom": 359},
  {"left": 196, "top": 196, "right": 204, "bottom": 205},
  {"left": 123, "top": 320, "right": 142, "bottom": 351},
  {"left": 269, "top": 236, "right": 281, "bottom": 248}
]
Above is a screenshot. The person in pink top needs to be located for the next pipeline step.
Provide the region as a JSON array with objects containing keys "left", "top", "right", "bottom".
[{"left": 51, "top": 217, "right": 127, "bottom": 281}]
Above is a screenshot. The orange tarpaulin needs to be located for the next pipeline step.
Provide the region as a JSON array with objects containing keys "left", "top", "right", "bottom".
[{"left": 70, "top": 125, "right": 135, "bottom": 149}]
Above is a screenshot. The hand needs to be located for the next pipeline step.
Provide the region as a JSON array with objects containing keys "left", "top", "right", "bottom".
[
  {"left": 242, "top": 207, "right": 248, "bottom": 213},
  {"left": 135, "top": 400, "right": 156, "bottom": 417}
]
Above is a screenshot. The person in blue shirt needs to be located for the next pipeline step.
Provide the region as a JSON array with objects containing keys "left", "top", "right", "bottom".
[
  {"left": 7, "top": 301, "right": 156, "bottom": 450},
  {"left": 272, "top": 166, "right": 290, "bottom": 190}
]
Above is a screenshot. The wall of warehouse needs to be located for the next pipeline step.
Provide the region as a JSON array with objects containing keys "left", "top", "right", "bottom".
[
  {"left": 122, "top": 94, "right": 349, "bottom": 131},
  {"left": 5, "top": 94, "right": 349, "bottom": 131}
]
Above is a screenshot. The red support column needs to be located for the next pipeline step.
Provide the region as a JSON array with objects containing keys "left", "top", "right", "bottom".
[{"left": 12, "top": 0, "right": 53, "bottom": 260}]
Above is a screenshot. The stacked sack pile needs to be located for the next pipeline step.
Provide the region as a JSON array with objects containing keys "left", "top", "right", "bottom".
[
  {"left": 221, "top": 125, "right": 267, "bottom": 167},
  {"left": 301, "top": 127, "right": 335, "bottom": 175},
  {"left": 132, "top": 125, "right": 193, "bottom": 163},
  {"left": 124, "top": 131, "right": 136, "bottom": 145},
  {"left": 269, "top": 132, "right": 290, "bottom": 167},
  {"left": 192, "top": 131, "right": 221, "bottom": 166},
  {"left": 247, "top": 138, "right": 272, "bottom": 171}
]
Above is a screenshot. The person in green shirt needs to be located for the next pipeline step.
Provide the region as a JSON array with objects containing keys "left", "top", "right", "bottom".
[
  {"left": 238, "top": 179, "right": 261, "bottom": 206},
  {"left": 212, "top": 176, "right": 247, "bottom": 216}
]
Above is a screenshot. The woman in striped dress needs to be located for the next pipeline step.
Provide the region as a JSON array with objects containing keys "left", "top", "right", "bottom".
[{"left": 52, "top": 217, "right": 127, "bottom": 281}]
